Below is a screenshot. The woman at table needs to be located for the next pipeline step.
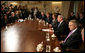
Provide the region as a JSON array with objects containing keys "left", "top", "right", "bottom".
[{"left": 40, "top": 12, "right": 46, "bottom": 21}]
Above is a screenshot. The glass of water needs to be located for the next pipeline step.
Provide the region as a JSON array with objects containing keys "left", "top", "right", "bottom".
[
  {"left": 46, "top": 33, "right": 50, "bottom": 41},
  {"left": 46, "top": 45, "right": 51, "bottom": 52}
]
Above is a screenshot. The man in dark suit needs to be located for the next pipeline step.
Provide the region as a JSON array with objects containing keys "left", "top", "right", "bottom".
[
  {"left": 9, "top": 12, "right": 17, "bottom": 23},
  {"left": 68, "top": 12, "right": 76, "bottom": 21},
  {"left": 31, "top": 8, "right": 35, "bottom": 19},
  {"left": 54, "top": 15, "right": 69, "bottom": 40},
  {"left": 35, "top": 8, "right": 41, "bottom": 19},
  {"left": 60, "top": 20, "right": 82, "bottom": 52},
  {"left": 79, "top": 12, "right": 84, "bottom": 27},
  {"left": 36, "top": 11, "right": 41, "bottom": 19},
  {"left": 65, "top": 28, "right": 84, "bottom": 52}
]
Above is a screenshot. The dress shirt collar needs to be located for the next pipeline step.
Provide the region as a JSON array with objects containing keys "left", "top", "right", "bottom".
[
  {"left": 60, "top": 20, "right": 63, "bottom": 24},
  {"left": 71, "top": 28, "right": 78, "bottom": 34}
]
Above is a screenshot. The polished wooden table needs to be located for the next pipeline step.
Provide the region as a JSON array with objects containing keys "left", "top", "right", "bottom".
[{"left": 1, "top": 19, "right": 61, "bottom": 52}]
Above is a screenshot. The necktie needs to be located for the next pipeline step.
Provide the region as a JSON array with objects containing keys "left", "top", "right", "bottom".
[
  {"left": 64, "top": 31, "right": 73, "bottom": 42},
  {"left": 58, "top": 23, "right": 61, "bottom": 28}
]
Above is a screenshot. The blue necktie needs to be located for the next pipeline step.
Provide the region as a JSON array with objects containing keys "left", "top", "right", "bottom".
[{"left": 58, "top": 23, "right": 61, "bottom": 28}]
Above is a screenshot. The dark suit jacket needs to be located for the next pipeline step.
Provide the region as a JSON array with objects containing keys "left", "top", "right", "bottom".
[
  {"left": 45, "top": 16, "right": 52, "bottom": 24},
  {"left": 36, "top": 11, "right": 41, "bottom": 19},
  {"left": 61, "top": 28, "right": 82, "bottom": 50},
  {"left": 66, "top": 41, "right": 84, "bottom": 52},
  {"left": 79, "top": 17, "right": 84, "bottom": 27},
  {"left": 9, "top": 16, "right": 17, "bottom": 23},
  {"left": 68, "top": 15, "right": 76, "bottom": 21},
  {"left": 54, "top": 21, "right": 69, "bottom": 37},
  {"left": 40, "top": 14, "right": 46, "bottom": 21},
  {"left": 51, "top": 19, "right": 59, "bottom": 30}
]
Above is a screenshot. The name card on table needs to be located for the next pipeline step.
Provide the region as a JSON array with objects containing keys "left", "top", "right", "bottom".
[
  {"left": 36, "top": 41, "right": 44, "bottom": 52},
  {"left": 18, "top": 19, "right": 24, "bottom": 22},
  {"left": 53, "top": 47, "right": 61, "bottom": 52},
  {"left": 42, "top": 29, "right": 52, "bottom": 32}
]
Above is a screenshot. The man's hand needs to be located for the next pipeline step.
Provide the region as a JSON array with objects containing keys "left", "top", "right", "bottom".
[
  {"left": 49, "top": 24, "right": 52, "bottom": 28},
  {"left": 48, "top": 29, "right": 54, "bottom": 34},
  {"left": 49, "top": 28, "right": 52, "bottom": 30},
  {"left": 59, "top": 40, "right": 64, "bottom": 44},
  {"left": 66, "top": 48, "right": 71, "bottom": 51},
  {"left": 49, "top": 29, "right": 54, "bottom": 32}
]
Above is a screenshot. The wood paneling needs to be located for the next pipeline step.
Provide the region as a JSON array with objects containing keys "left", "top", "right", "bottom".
[{"left": 1, "top": 19, "right": 61, "bottom": 52}]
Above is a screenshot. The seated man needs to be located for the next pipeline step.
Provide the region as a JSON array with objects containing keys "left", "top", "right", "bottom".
[
  {"left": 66, "top": 28, "right": 84, "bottom": 52},
  {"left": 68, "top": 12, "right": 76, "bottom": 21},
  {"left": 54, "top": 15, "right": 69, "bottom": 40},
  {"left": 60, "top": 20, "right": 82, "bottom": 52},
  {"left": 9, "top": 12, "right": 17, "bottom": 23},
  {"left": 79, "top": 12, "right": 84, "bottom": 27}
]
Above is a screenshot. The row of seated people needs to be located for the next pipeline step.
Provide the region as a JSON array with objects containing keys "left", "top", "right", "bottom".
[
  {"left": 59, "top": 20, "right": 84, "bottom": 52},
  {"left": 35, "top": 11, "right": 84, "bottom": 52},
  {"left": 1, "top": 4, "right": 30, "bottom": 28},
  {"left": 67, "top": 12, "right": 84, "bottom": 27},
  {"left": 46, "top": 14, "right": 84, "bottom": 52},
  {"left": 37, "top": 11, "right": 84, "bottom": 28},
  {"left": 1, "top": 3, "right": 84, "bottom": 28},
  {"left": 65, "top": 28, "right": 84, "bottom": 52},
  {"left": 1, "top": 3, "right": 84, "bottom": 52}
]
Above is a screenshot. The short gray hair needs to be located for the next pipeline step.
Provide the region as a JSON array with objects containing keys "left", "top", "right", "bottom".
[
  {"left": 11, "top": 12, "right": 15, "bottom": 14},
  {"left": 69, "top": 20, "right": 79, "bottom": 27},
  {"left": 58, "top": 15, "right": 64, "bottom": 20}
]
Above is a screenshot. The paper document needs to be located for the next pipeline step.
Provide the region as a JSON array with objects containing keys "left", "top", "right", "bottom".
[{"left": 42, "top": 29, "right": 52, "bottom": 32}]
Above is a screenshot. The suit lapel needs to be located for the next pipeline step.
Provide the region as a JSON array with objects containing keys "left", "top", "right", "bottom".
[
  {"left": 66, "top": 29, "right": 78, "bottom": 41},
  {"left": 58, "top": 21, "right": 64, "bottom": 28}
]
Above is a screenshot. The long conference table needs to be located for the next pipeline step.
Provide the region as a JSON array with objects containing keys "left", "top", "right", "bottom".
[{"left": 1, "top": 18, "right": 61, "bottom": 52}]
